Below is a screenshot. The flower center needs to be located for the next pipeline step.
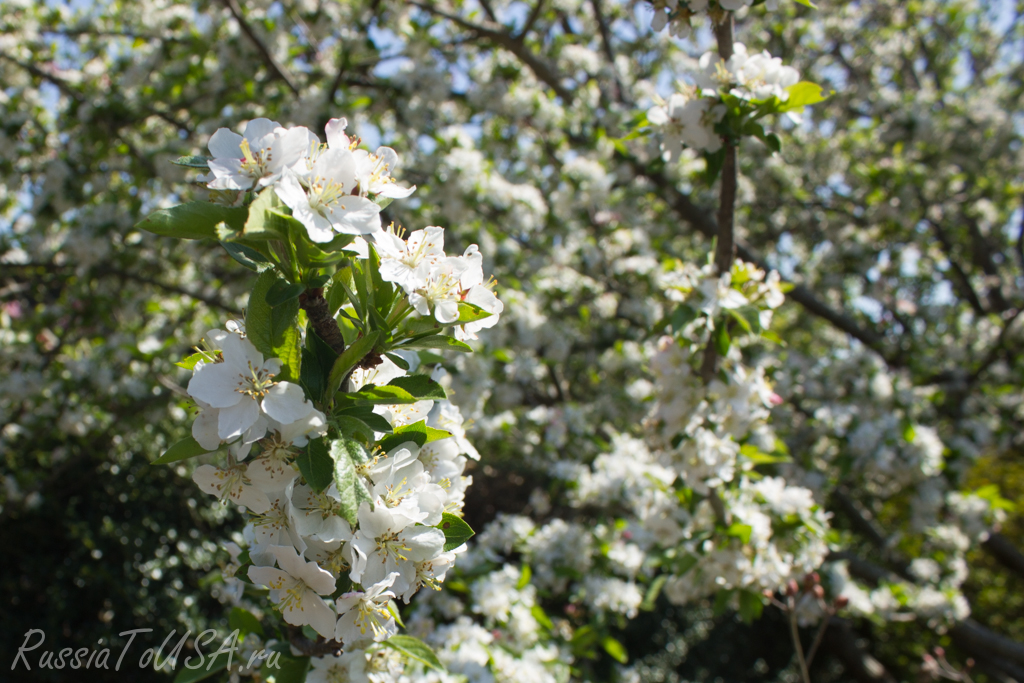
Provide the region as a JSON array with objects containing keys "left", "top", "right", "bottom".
[
  {"left": 278, "top": 579, "right": 310, "bottom": 611},
  {"left": 306, "top": 175, "right": 349, "bottom": 217},
  {"left": 237, "top": 362, "right": 277, "bottom": 400},
  {"left": 239, "top": 138, "right": 272, "bottom": 179}
]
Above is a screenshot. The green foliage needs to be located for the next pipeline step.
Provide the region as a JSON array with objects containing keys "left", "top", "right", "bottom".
[
  {"left": 246, "top": 270, "right": 302, "bottom": 382},
  {"left": 296, "top": 438, "right": 334, "bottom": 492},
  {"left": 152, "top": 436, "right": 213, "bottom": 464},
  {"left": 136, "top": 202, "right": 247, "bottom": 241},
  {"left": 384, "top": 635, "right": 446, "bottom": 673},
  {"left": 437, "top": 512, "right": 475, "bottom": 552},
  {"left": 331, "top": 436, "right": 372, "bottom": 524}
]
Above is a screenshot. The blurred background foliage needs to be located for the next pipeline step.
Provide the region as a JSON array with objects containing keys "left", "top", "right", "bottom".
[{"left": 1, "top": 0, "right": 1023, "bottom": 681}]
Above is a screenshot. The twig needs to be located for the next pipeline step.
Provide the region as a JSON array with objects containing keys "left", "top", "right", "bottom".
[
  {"left": 789, "top": 596, "right": 812, "bottom": 683},
  {"left": 219, "top": 0, "right": 300, "bottom": 96},
  {"left": 806, "top": 613, "right": 832, "bottom": 669}
]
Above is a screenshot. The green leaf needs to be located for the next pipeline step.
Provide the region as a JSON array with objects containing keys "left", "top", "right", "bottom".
[
  {"left": 377, "top": 420, "right": 451, "bottom": 453},
  {"left": 246, "top": 270, "right": 302, "bottom": 382},
  {"left": 776, "top": 81, "right": 830, "bottom": 112},
  {"left": 739, "top": 589, "right": 765, "bottom": 623},
  {"left": 152, "top": 436, "right": 212, "bottom": 465},
  {"left": 903, "top": 423, "right": 916, "bottom": 443},
  {"left": 531, "top": 604, "right": 554, "bottom": 629},
  {"left": 713, "top": 589, "right": 735, "bottom": 616},
  {"left": 296, "top": 438, "right": 334, "bottom": 492},
  {"left": 175, "top": 352, "right": 208, "bottom": 371},
  {"left": 332, "top": 415, "right": 377, "bottom": 443},
  {"left": 387, "top": 375, "right": 447, "bottom": 401},
  {"left": 387, "top": 599, "right": 406, "bottom": 628},
  {"left": 455, "top": 302, "right": 493, "bottom": 324},
  {"left": 243, "top": 188, "right": 288, "bottom": 240},
  {"left": 260, "top": 653, "right": 310, "bottom": 683},
  {"left": 228, "top": 607, "right": 264, "bottom": 638},
  {"left": 671, "top": 304, "right": 698, "bottom": 332},
  {"left": 172, "top": 650, "right": 232, "bottom": 683},
  {"left": 726, "top": 522, "right": 753, "bottom": 544},
  {"left": 325, "top": 331, "right": 381, "bottom": 402},
  {"left": 601, "top": 636, "right": 628, "bottom": 664},
  {"left": 331, "top": 436, "right": 372, "bottom": 525},
  {"left": 437, "top": 512, "right": 475, "bottom": 552},
  {"left": 740, "top": 443, "right": 790, "bottom": 465},
  {"left": 335, "top": 406, "right": 394, "bottom": 433},
  {"left": 727, "top": 308, "right": 752, "bottom": 334},
  {"left": 385, "top": 352, "right": 410, "bottom": 371},
  {"left": 246, "top": 270, "right": 279, "bottom": 359},
  {"left": 640, "top": 575, "right": 668, "bottom": 611},
  {"left": 221, "top": 241, "right": 272, "bottom": 271},
  {"left": 266, "top": 280, "right": 305, "bottom": 307},
  {"left": 397, "top": 335, "right": 473, "bottom": 353},
  {"left": 300, "top": 327, "right": 338, "bottom": 406},
  {"left": 384, "top": 635, "right": 446, "bottom": 673},
  {"left": 339, "top": 385, "right": 413, "bottom": 405},
  {"left": 327, "top": 268, "right": 356, "bottom": 317},
  {"left": 703, "top": 148, "right": 727, "bottom": 185},
  {"left": 137, "top": 202, "right": 247, "bottom": 241},
  {"left": 517, "top": 565, "right": 532, "bottom": 590},
  {"left": 793, "top": 0, "right": 817, "bottom": 8},
  {"left": 713, "top": 324, "right": 731, "bottom": 356},
  {"left": 172, "top": 155, "right": 212, "bottom": 169}
]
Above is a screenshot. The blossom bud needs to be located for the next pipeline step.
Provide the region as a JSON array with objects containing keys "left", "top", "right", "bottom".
[
  {"left": 813, "top": 585, "right": 825, "bottom": 600},
  {"left": 934, "top": 647, "right": 945, "bottom": 658},
  {"left": 834, "top": 595, "right": 849, "bottom": 609},
  {"left": 762, "top": 589, "right": 775, "bottom": 599},
  {"left": 786, "top": 580, "right": 799, "bottom": 596}
]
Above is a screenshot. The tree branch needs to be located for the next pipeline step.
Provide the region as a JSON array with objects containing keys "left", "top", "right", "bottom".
[
  {"left": 623, "top": 154, "right": 900, "bottom": 366},
  {"left": 219, "top": 0, "right": 300, "bottom": 96},
  {"left": 983, "top": 532, "right": 1024, "bottom": 581},
  {"left": 410, "top": 1, "right": 573, "bottom": 101}
]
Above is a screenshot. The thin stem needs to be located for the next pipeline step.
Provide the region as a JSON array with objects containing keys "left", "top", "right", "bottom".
[
  {"left": 806, "top": 613, "right": 832, "bottom": 669},
  {"left": 700, "top": 13, "right": 738, "bottom": 386},
  {"left": 789, "top": 599, "right": 812, "bottom": 683},
  {"left": 713, "top": 15, "right": 737, "bottom": 275}
]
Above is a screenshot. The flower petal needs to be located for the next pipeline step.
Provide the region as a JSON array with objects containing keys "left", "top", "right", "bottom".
[
  {"left": 217, "top": 398, "right": 260, "bottom": 440},
  {"left": 262, "top": 382, "right": 313, "bottom": 424}
]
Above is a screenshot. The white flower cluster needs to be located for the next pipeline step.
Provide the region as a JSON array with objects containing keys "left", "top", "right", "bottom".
[
  {"left": 570, "top": 261, "right": 829, "bottom": 605},
  {"left": 695, "top": 43, "right": 801, "bottom": 103},
  {"left": 375, "top": 226, "right": 503, "bottom": 337},
  {"left": 201, "top": 118, "right": 503, "bottom": 333},
  {"left": 649, "top": 1, "right": 779, "bottom": 38},
  {"left": 847, "top": 417, "right": 946, "bottom": 489},
  {"left": 647, "top": 42, "right": 800, "bottom": 160},
  {"left": 647, "top": 89, "right": 725, "bottom": 156},
  {"left": 190, "top": 339, "right": 480, "bottom": 649}
]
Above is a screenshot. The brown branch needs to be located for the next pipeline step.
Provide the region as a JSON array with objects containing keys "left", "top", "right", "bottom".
[
  {"left": 219, "top": 0, "right": 300, "bottom": 96},
  {"left": 713, "top": 16, "right": 736, "bottom": 275},
  {"left": 410, "top": 1, "right": 573, "bottom": 101},
  {"left": 951, "top": 619, "right": 1024, "bottom": 666},
  {"left": 822, "top": 617, "right": 899, "bottom": 683},
  {"left": 590, "top": 0, "right": 627, "bottom": 104},
  {"left": 520, "top": 0, "right": 547, "bottom": 39},
  {"left": 111, "top": 268, "right": 242, "bottom": 314},
  {"left": 983, "top": 532, "right": 1024, "bottom": 580},
  {"left": 623, "top": 154, "right": 899, "bottom": 366},
  {"left": 298, "top": 288, "right": 346, "bottom": 354},
  {"left": 926, "top": 217, "right": 988, "bottom": 316}
]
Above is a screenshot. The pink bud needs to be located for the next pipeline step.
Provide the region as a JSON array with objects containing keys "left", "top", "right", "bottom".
[{"left": 769, "top": 393, "right": 784, "bottom": 406}]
